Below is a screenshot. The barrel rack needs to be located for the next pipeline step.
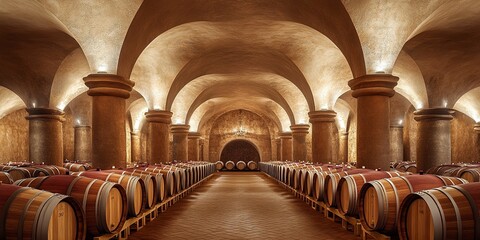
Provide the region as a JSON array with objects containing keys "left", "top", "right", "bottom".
[
  {"left": 94, "top": 173, "right": 214, "bottom": 240},
  {"left": 262, "top": 172, "right": 392, "bottom": 240}
]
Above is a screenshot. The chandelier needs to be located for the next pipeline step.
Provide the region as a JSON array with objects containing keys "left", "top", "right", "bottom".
[{"left": 234, "top": 110, "right": 247, "bottom": 137}]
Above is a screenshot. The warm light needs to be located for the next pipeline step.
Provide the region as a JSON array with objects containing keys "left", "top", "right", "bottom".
[
  {"left": 57, "top": 101, "right": 67, "bottom": 110},
  {"left": 443, "top": 100, "right": 448, "bottom": 108},
  {"left": 174, "top": 118, "right": 183, "bottom": 124},
  {"left": 76, "top": 119, "right": 81, "bottom": 125},
  {"left": 32, "top": 102, "right": 36, "bottom": 108},
  {"left": 398, "top": 119, "right": 403, "bottom": 126},
  {"left": 298, "top": 119, "right": 306, "bottom": 124},
  {"left": 97, "top": 64, "right": 108, "bottom": 73}
]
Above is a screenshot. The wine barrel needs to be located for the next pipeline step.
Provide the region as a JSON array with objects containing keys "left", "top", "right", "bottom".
[
  {"left": 322, "top": 168, "right": 373, "bottom": 207},
  {"left": 399, "top": 182, "right": 480, "bottom": 240},
  {"left": 0, "top": 165, "right": 15, "bottom": 171},
  {"left": 225, "top": 161, "right": 235, "bottom": 170},
  {"left": 7, "top": 167, "right": 35, "bottom": 181},
  {"left": 72, "top": 171, "right": 146, "bottom": 217},
  {"left": 127, "top": 169, "right": 166, "bottom": 202},
  {"left": 0, "top": 183, "right": 85, "bottom": 240},
  {"left": 247, "top": 161, "right": 257, "bottom": 170},
  {"left": 64, "top": 162, "right": 87, "bottom": 172},
  {"left": 426, "top": 164, "right": 461, "bottom": 175},
  {"left": 0, "top": 172, "right": 14, "bottom": 184},
  {"left": 457, "top": 167, "right": 480, "bottom": 182},
  {"left": 105, "top": 169, "right": 158, "bottom": 209},
  {"left": 359, "top": 174, "right": 468, "bottom": 234},
  {"left": 215, "top": 161, "right": 224, "bottom": 171},
  {"left": 34, "top": 165, "right": 69, "bottom": 175},
  {"left": 236, "top": 161, "right": 246, "bottom": 170},
  {"left": 336, "top": 171, "right": 409, "bottom": 216},
  {"left": 14, "top": 175, "right": 127, "bottom": 236},
  {"left": 142, "top": 167, "right": 176, "bottom": 197}
]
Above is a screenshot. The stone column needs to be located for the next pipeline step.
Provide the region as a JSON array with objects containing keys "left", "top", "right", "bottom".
[
  {"left": 414, "top": 108, "right": 454, "bottom": 172},
  {"left": 390, "top": 125, "right": 404, "bottom": 163},
  {"left": 145, "top": 110, "right": 172, "bottom": 164},
  {"left": 26, "top": 108, "right": 65, "bottom": 166},
  {"left": 348, "top": 74, "right": 398, "bottom": 170},
  {"left": 475, "top": 124, "right": 480, "bottom": 162},
  {"left": 290, "top": 124, "right": 310, "bottom": 162},
  {"left": 309, "top": 110, "right": 338, "bottom": 164},
  {"left": 279, "top": 132, "right": 293, "bottom": 161},
  {"left": 199, "top": 138, "right": 205, "bottom": 162},
  {"left": 130, "top": 131, "right": 141, "bottom": 163},
  {"left": 171, "top": 124, "right": 190, "bottom": 162},
  {"left": 188, "top": 132, "right": 201, "bottom": 162},
  {"left": 339, "top": 131, "right": 348, "bottom": 163},
  {"left": 84, "top": 74, "right": 133, "bottom": 169},
  {"left": 276, "top": 138, "right": 281, "bottom": 161},
  {"left": 74, "top": 125, "right": 92, "bottom": 162}
]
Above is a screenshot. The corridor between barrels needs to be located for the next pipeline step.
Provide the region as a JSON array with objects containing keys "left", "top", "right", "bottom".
[{"left": 129, "top": 172, "right": 359, "bottom": 240}]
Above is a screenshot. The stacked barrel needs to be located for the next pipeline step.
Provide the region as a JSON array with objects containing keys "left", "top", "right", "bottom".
[
  {"left": 260, "top": 161, "right": 477, "bottom": 239},
  {"left": 0, "top": 161, "right": 215, "bottom": 239},
  {"left": 217, "top": 160, "right": 258, "bottom": 171}
]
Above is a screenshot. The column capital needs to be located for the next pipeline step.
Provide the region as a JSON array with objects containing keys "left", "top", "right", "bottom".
[
  {"left": 414, "top": 108, "right": 455, "bottom": 121},
  {"left": 83, "top": 74, "right": 134, "bottom": 99},
  {"left": 188, "top": 132, "right": 202, "bottom": 139},
  {"left": 145, "top": 110, "right": 172, "bottom": 124},
  {"left": 25, "top": 108, "right": 65, "bottom": 122},
  {"left": 130, "top": 131, "right": 140, "bottom": 136},
  {"left": 74, "top": 125, "right": 92, "bottom": 129},
  {"left": 279, "top": 132, "right": 292, "bottom": 139},
  {"left": 171, "top": 124, "right": 190, "bottom": 133},
  {"left": 390, "top": 125, "right": 404, "bottom": 129},
  {"left": 290, "top": 124, "right": 310, "bottom": 134},
  {"left": 309, "top": 110, "right": 337, "bottom": 123},
  {"left": 348, "top": 74, "right": 399, "bottom": 98}
]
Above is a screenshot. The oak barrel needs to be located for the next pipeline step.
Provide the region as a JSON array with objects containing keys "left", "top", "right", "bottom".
[
  {"left": 105, "top": 169, "right": 158, "bottom": 209},
  {"left": 225, "top": 161, "right": 235, "bottom": 170},
  {"left": 359, "top": 174, "right": 468, "bottom": 234},
  {"left": 399, "top": 182, "right": 480, "bottom": 240},
  {"left": 322, "top": 168, "right": 373, "bottom": 207},
  {"left": 458, "top": 167, "right": 480, "bottom": 182},
  {"left": 0, "top": 183, "right": 85, "bottom": 240},
  {"left": 0, "top": 172, "right": 14, "bottom": 184},
  {"left": 336, "top": 171, "right": 408, "bottom": 216},
  {"left": 72, "top": 171, "right": 146, "bottom": 217},
  {"left": 215, "top": 161, "right": 224, "bottom": 171},
  {"left": 7, "top": 167, "right": 36, "bottom": 181},
  {"left": 236, "top": 161, "right": 246, "bottom": 170},
  {"left": 14, "top": 175, "right": 127, "bottom": 236},
  {"left": 64, "top": 163, "right": 87, "bottom": 172},
  {"left": 141, "top": 167, "right": 176, "bottom": 197},
  {"left": 126, "top": 168, "right": 166, "bottom": 202}
]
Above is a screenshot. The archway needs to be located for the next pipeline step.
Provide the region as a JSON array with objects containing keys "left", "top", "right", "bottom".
[{"left": 220, "top": 140, "right": 260, "bottom": 165}]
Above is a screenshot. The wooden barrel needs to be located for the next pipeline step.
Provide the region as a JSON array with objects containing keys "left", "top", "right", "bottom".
[
  {"left": 426, "top": 164, "right": 461, "bottom": 175},
  {"left": 14, "top": 175, "right": 127, "bottom": 236},
  {"left": 105, "top": 169, "right": 158, "bottom": 209},
  {"left": 0, "top": 165, "right": 15, "bottom": 171},
  {"left": 72, "top": 171, "right": 146, "bottom": 217},
  {"left": 0, "top": 172, "right": 14, "bottom": 184},
  {"left": 0, "top": 183, "right": 85, "bottom": 240},
  {"left": 247, "top": 161, "right": 257, "bottom": 170},
  {"left": 142, "top": 167, "right": 176, "bottom": 197},
  {"left": 225, "top": 161, "right": 235, "bottom": 170},
  {"left": 457, "top": 167, "right": 480, "bottom": 182},
  {"left": 322, "top": 168, "right": 373, "bottom": 207},
  {"left": 336, "top": 171, "right": 408, "bottom": 216},
  {"left": 359, "top": 174, "right": 468, "bottom": 234},
  {"left": 399, "top": 182, "right": 480, "bottom": 240},
  {"left": 127, "top": 169, "right": 166, "bottom": 202},
  {"left": 34, "top": 165, "right": 69, "bottom": 175},
  {"left": 64, "top": 163, "right": 87, "bottom": 172},
  {"left": 236, "top": 161, "right": 246, "bottom": 170},
  {"left": 215, "top": 161, "right": 224, "bottom": 170},
  {"left": 7, "top": 167, "right": 35, "bottom": 181}
]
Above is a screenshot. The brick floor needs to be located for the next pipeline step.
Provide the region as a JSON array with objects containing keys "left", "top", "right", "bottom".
[{"left": 129, "top": 172, "right": 360, "bottom": 240}]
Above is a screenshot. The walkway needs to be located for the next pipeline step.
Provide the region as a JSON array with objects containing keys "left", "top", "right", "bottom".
[{"left": 128, "top": 172, "right": 360, "bottom": 240}]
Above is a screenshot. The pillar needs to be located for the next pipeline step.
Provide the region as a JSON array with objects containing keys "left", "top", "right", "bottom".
[
  {"left": 339, "top": 131, "right": 348, "bottom": 163},
  {"left": 130, "top": 131, "right": 141, "bottom": 163},
  {"left": 276, "top": 138, "right": 281, "bottom": 161},
  {"left": 309, "top": 110, "right": 338, "bottom": 164},
  {"left": 475, "top": 124, "right": 480, "bottom": 162},
  {"left": 188, "top": 132, "right": 201, "bottom": 161},
  {"left": 348, "top": 74, "right": 398, "bottom": 170},
  {"left": 26, "top": 108, "right": 65, "bottom": 166},
  {"left": 290, "top": 124, "right": 310, "bottom": 162},
  {"left": 414, "top": 108, "right": 454, "bottom": 172},
  {"left": 84, "top": 74, "right": 133, "bottom": 169},
  {"left": 145, "top": 110, "right": 172, "bottom": 164},
  {"left": 74, "top": 125, "right": 92, "bottom": 162},
  {"left": 279, "top": 132, "right": 293, "bottom": 161},
  {"left": 390, "top": 125, "right": 404, "bottom": 163},
  {"left": 171, "top": 124, "right": 190, "bottom": 162}
]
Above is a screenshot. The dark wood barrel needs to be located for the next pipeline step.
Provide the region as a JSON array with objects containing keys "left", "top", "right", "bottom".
[
  {"left": 359, "top": 174, "right": 468, "bottom": 234},
  {"left": 0, "top": 183, "right": 85, "bottom": 240},
  {"left": 72, "top": 171, "right": 146, "bottom": 217},
  {"left": 426, "top": 164, "right": 462, "bottom": 175},
  {"left": 225, "top": 161, "right": 235, "bottom": 170},
  {"left": 7, "top": 167, "right": 36, "bottom": 181},
  {"left": 0, "top": 172, "right": 14, "bottom": 184},
  {"left": 14, "top": 175, "right": 127, "bottom": 237},
  {"left": 0, "top": 165, "right": 15, "bottom": 171},
  {"left": 336, "top": 171, "right": 408, "bottom": 216},
  {"left": 247, "top": 161, "right": 257, "bottom": 170},
  {"left": 215, "top": 161, "right": 224, "bottom": 171},
  {"left": 323, "top": 168, "right": 373, "bottom": 207},
  {"left": 142, "top": 167, "right": 176, "bottom": 197},
  {"left": 34, "top": 165, "right": 69, "bottom": 175},
  {"left": 399, "top": 182, "right": 480, "bottom": 240},
  {"left": 64, "top": 163, "right": 87, "bottom": 172},
  {"left": 458, "top": 167, "right": 480, "bottom": 182},
  {"left": 105, "top": 169, "right": 158, "bottom": 209},
  {"left": 236, "top": 161, "right": 246, "bottom": 170},
  {"left": 127, "top": 169, "right": 166, "bottom": 202}
]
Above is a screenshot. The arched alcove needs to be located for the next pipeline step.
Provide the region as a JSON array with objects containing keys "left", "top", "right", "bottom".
[{"left": 220, "top": 140, "right": 260, "bottom": 164}]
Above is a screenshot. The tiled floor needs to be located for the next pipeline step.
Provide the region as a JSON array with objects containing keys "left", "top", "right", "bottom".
[{"left": 129, "top": 172, "right": 360, "bottom": 240}]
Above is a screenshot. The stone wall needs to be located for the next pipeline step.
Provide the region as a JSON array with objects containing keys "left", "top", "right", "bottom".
[
  {"left": 0, "top": 109, "right": 28, "bottom": 163},
  {"left": 451, "top": 111, "right": 477, "bottom": 163},
  {"left": 63, "top": 108, "right": 74, "bottom": 162}
]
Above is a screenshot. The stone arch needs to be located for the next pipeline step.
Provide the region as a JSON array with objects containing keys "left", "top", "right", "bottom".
[{"left": 219, "top": 139, "right": 261, "bottom": 165}]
